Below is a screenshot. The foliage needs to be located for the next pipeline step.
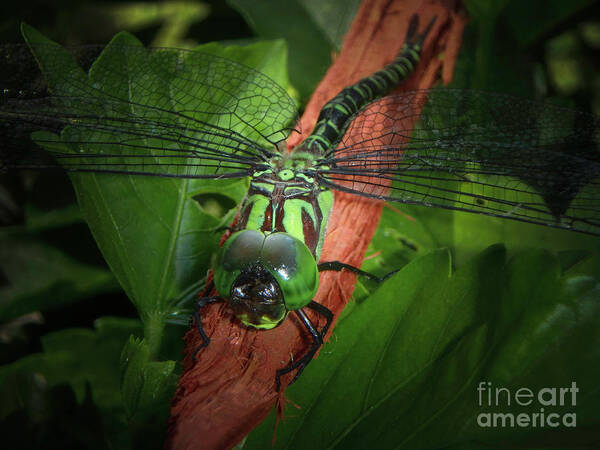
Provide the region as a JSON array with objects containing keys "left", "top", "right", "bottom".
[
  {"left": 1, "top": 0, "right": 599, "bottom": 448},
  {"left": 247, "top": 247, "right": 600, "bottom": 448}
]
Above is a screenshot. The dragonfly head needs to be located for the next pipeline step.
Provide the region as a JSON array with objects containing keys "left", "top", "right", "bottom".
[
  {"left": 268, "top": 147, "right": 318, "bottom": 173},
  {"left": 213, "top": 230, "right": 319, "bottom": 330}
]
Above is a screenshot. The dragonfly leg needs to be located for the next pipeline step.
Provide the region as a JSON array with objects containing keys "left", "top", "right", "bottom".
[
  {"left": 318, "top": 261, "right": 399, "bottom": 283},
  {"left": 213, "top": 224, "right": 235, "bottom": 233},
  {"left": 192, "top": 294, "right": 223, "bottom": 360},
  {"left": 406, "top": 14, "right": 437, "bottom": 47},
  {"left": 275, "top": 301, "right": 333, "bottom": 391},
  {"left": 306, "top": 300, "right": 333, "bottom": 337}
]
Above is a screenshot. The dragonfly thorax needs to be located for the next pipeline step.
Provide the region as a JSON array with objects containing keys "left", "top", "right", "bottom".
[
  {"left": 268, "top": 146, "right": 320, "bottom": 177},
  {"left": 242, "top": 164, "right": 334, "bottom": 261}
]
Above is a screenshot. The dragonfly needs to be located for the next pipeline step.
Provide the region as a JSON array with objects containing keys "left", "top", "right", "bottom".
[{"left": 2, "top": 16, "right": 599, "bottom": 390}]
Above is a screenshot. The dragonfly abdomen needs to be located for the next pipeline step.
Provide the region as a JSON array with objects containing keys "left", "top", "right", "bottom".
[{"left": 302, "top": 15, "right": 436, "bottom": 154}]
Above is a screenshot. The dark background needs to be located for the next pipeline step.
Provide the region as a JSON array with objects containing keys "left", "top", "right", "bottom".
[{"left": 1, "top": 1, "right": 599, "bottom": 449}]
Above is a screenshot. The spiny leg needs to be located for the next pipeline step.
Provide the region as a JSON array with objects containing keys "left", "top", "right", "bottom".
[
  {"left": 275, "top": 301, "right": 333, "bottom": 391},
  {"left": 307, "top": 300, "right": 334, "bottom": 338},
  {"left": 192, "top": 292, "right": 223, "bottom": 360},
  {"left": 273, "top": 263, "right": 398, "bottom": 388},
  {"left": 318, "top": 261, "right": 400, "bottom": 283}
]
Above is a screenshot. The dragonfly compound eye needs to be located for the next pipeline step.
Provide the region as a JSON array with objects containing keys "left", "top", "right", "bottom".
[
  {"left": 213, "top": 230, "right": 319, "bottom": 329},
  {"left": 261, "top": 232, "right": 319, "bottom": 311}
]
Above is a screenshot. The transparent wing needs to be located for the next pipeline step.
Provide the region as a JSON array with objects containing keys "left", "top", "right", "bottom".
[
  {"left": 314, "top": 90, "right": 600, "bottom": 235},
  {"left": 0, "top": 39, "right": 298, "bottom": 178}
]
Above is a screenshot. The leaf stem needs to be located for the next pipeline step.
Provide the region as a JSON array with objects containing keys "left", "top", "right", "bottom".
[{"left": 144, "top": 312, "right": 165, "bottom": 360}]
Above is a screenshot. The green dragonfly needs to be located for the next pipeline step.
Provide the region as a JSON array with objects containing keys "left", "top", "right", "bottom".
[{"left": 1, "top": 16, "right": 599, "bottom": 389}]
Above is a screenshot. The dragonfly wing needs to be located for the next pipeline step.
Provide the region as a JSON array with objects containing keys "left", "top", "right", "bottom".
[
  {"left": 316, "top": 90, "right": 600, "bottom": 235},
  {"left": 1, "top": 31, "right": 298, "bottom": 178}
]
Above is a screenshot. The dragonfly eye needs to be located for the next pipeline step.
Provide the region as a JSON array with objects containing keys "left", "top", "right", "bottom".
[
  {"left": 229, "top": 264, "right": 287, "bottom": 330},
  {"left": 213, "top": 230, "right": 319, "bottom": 326}
]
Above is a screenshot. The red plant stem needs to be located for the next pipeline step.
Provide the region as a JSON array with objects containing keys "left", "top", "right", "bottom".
[{"left": 166, "top": 1, "right": 466, "bottom": 449}]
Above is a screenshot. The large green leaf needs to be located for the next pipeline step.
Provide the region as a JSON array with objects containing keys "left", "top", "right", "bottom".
[
  {"left": 11, "top": 26, "right": 294, "bottom": 444},
  {"left": 503, "top": 0, "right": 595, "bottom": 47},
  {"left": 228, "top": 0, "right": 361, "bottom": 100},
  {"left": 395, "top": 0, "right": 600, "bottom": 265},
  {"left": 0, "top": 317, "right": 141, "bottom": 448},
  {"left": 245, "top": 246, "right": 600, "bottom": 448},
  {"left": 0, "top": 317, "right": 141, "bottom": 418},
  {"left": 4, "top": 4, "right": 599, "bottom": 448},
  {"left": 120, "top": 336, "right": 178, "bottom": 447},
  {"left": 21, "top": 25, "right": 292, "bottom": 356},
  {"left": 0, "top": 234, "right": 118, "bottom": 321}
]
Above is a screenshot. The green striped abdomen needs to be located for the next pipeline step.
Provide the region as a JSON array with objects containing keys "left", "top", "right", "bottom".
[{"left": 301, "top": 16, "right": 434, "bottom": 154}]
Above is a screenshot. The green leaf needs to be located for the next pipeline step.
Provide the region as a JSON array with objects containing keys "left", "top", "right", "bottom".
[
  {"left": 464, "top": 0, "right": 511, "bottom": 23},
  {"left": 120, "top": 336, "right": 178, "bottom": 446},
  {"left": 20, "top": 25, "right": 292, "bottom": 358},
  {"left": 432, "top": 250, "right": 600, "bottom": 447},
  {"left": 21, "top": 23, "right": 90, "bottom": 98},
  {"left": 196, "top": 40, "right": 292, "bottom": 91},
  {"left": 2, "top": 171, "right": 83, "bottom": 233},
  {"left": 362, "top": 204, "right": 438, "bottom": 280},
  {"left": 0, "top": 235, "right": 118, "bottom": 321},
  {"left": 229, "top": 0, "right": 355, "bottom": 100},
  {"left": 0, "top": 382, "right": 108, "bottom": 450},
  {"left": 449, "top": 190, "right": 599, "bottom": 267},
  {"left": 503, "top": 0, "right": 595, "bottom": 47},
  {"left": 245, "top": 246, "right": 503, "bottom": 447},
  {"left": 21, "top": 201, "right": 83, "bottom": 231},
  {"left": 245, "top": 246, "right": 600, "bottom": 448},
  {"left": 0, "top": 317, "right": 142, "bottom": 420}
]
